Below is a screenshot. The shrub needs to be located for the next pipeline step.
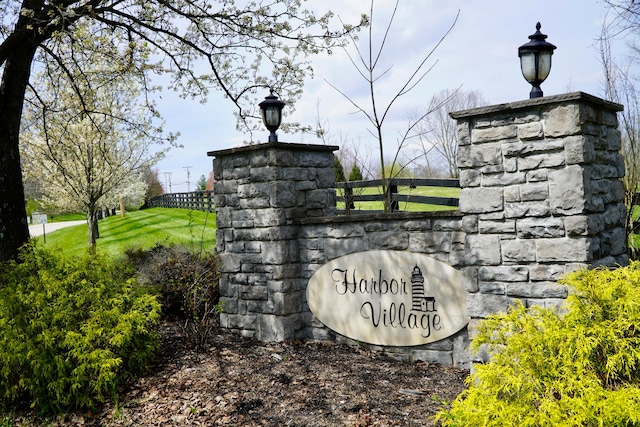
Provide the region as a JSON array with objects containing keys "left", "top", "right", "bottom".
[
  {"left": 125, "top": 244, "right": 221, "bottom": 348},
  {"left": 0, "top": 245, "right": 160, "bottom": 413},
  {"left": 437, "top": 262, "right": 640, "bottom": 427}
]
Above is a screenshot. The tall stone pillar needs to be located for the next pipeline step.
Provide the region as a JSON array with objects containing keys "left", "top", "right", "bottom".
[
  {"left": 208, "top": 142, "right": 337, "bottom": 341},
  {"left": 451, "top": 92, "right": 627, "bottom": 337}
]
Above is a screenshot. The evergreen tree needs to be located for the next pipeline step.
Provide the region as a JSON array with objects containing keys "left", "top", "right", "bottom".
[
  {"left": 334, "top": 157, "right": 346, "bottom": 182},
  {"left": 196, "top": 175, "right": 207, "bottom": 191},
  {"left": 348, "top": 163, "right": 364, "bottom": 181}
]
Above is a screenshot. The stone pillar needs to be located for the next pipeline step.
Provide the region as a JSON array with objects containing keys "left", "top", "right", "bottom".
[
  {"left": 208, "top": 142, "right": 337, "bottom": 341},
  {"left": 451, "top": 92, "right": 627, "bottom": 345}
]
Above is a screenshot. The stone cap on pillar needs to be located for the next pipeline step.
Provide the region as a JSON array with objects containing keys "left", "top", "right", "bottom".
[
  {"left": 449, "top": 91, "right": 623, "bottom": 120},
  {"left": 207, "top": 141, "right": 339, "bottom": 158}
]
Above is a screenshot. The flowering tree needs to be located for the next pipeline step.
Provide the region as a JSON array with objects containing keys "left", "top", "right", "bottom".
[
  {"left": 0, "top": 0, "right": 364, "bottom": 261},
  {"left": 20, "top": 22, "right": 170, "bottom": 248}
]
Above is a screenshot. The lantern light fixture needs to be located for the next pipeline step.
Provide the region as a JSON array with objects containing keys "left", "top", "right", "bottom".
[
  {"left": 518, "top": 22, "right": 557, "bottom": 99},
  {"left": 258, "top": 90, "right": 286, "bottom": 142}
]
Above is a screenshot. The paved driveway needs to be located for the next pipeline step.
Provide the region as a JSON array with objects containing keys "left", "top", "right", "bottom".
[{"left": 29, "top": 220, "right": 86, "bottom": 237}]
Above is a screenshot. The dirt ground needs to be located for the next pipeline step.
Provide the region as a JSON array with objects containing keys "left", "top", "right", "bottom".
[{"left": 7, "top": 321, "right": 468, "bottom": 426}]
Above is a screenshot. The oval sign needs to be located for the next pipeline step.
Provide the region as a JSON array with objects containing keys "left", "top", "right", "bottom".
[{"left": 307, "top": 250, "right": 468, "bottom": 346}]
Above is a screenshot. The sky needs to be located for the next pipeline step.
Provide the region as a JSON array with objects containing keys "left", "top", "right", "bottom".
[{"left": 152, "top": 0, "right": 622, "bottom": 193}]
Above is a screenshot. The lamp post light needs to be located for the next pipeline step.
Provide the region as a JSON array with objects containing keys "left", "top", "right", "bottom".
[
  {"left": 258, "top": 90, "right": 286, "bottom": 142},
  {"left": 518, "top": 22, "right": 557, "bottom": 99}
]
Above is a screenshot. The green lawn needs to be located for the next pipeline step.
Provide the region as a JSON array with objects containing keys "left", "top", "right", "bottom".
[
  {"left": 49, "top": 212, "right": 87, "bottom": 222},
  {"left": 337, "top": 185, "right": 461, "bottom": 212},
  {"left": 36, "top": 208, "right": 216, "bottom": 259},
  {"left": 34, "top": 187, "right": 457, "bottom": 258}
]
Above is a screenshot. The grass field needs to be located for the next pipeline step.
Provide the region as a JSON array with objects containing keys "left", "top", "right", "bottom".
[
  {"left": 36, "top": 208, "right": 216, "bottom": 259},
  {"left": 36, "top": 186, "right": 458, "bottom": 259},
  {"left": 337, "top": 185, "right": 461, "bottom": 212},
  {"left": 49, "top": 212, "right": 87, "bottom": 222}
]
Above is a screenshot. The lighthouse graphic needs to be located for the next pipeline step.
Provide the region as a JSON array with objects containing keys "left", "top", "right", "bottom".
[{"left": 411, "top": 265, "right": 436, "bottom": 312}]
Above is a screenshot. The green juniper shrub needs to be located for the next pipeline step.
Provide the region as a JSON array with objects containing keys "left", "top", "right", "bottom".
[
  {"left": 125, "top": 244, "right": 221, "bottom": 348},
  {"left": 0, "top": 244, "right": 160, "bottom": 414},
  {"left": 437, "top": 262, "right": 640, "bottom": 427}
]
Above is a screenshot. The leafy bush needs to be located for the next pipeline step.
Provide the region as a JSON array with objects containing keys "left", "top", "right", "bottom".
[
  {"left": 438, "top": 262, "right": 640, "bottom": 426},
  {"left": 125, "top": 244, "right": 221, "bottom": 348},
  {"left": 0, "top": 245, "right": 160, "bottom": 413}
]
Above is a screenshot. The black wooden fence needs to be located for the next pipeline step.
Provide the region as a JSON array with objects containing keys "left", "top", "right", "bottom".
[
  {"left": 144, "top": 178, "right": 460, "bottom": 215},
  {"left": 336, "top": 178, "right": 460, "bottom": 214},
  {"left": 144, "top": 191, "right": 215, "bottom": 212}
]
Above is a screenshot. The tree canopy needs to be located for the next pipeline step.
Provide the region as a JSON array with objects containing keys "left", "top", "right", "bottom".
[
  {"left": 348, "top": 163, "right": 363, "bottom": 182},
  {"left": 0, "top": 0, "right": 364, "bottom": 261},
  {"left": 334, "top": 156, "right": 346, "bottom": 182},
  {"left": 196, "top": 174, "right": 207, "bottom": 191},
  {"left": 20, "top": 20, "right": 171, "bottom": 248},
  {"left": 601, "top": 0, "right": 640, "bottom": 257}
]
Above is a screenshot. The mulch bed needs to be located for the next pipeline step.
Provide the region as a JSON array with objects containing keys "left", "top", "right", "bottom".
[{"left": 5, "top": 321, "right": 468, "bottom": 426}]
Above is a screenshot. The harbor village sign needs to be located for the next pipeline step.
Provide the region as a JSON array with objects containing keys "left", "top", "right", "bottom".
[
  {"left": 307, "top": 250, "right": 468, "bottom": 347},
  {"left": 210, "top": 92, "right": 627, "bottom": 366}
]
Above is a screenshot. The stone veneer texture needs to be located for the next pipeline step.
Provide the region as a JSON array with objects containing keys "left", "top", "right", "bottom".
[
  {"left": 209, "top": 92, "right": 627, "bottom": 368},
  {"left": 451, "top": 92, "right": 627, "bottom": 355}
]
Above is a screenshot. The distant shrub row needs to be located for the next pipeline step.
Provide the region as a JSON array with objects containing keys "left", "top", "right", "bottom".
[{"left": 438, "top": 262, "right": 640, "bottom": 426}]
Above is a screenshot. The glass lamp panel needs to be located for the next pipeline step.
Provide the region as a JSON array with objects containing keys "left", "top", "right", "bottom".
[
  {"left": 520, "top": 51, "right": 537, "bottom": 82},
  {"left": 264, "top": 107, "right": 281, "bottom": 127},
  {"left": 537, "top": 51, "right": 552, "bottom": 82}
]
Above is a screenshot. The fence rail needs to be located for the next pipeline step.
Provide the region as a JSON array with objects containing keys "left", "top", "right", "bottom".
[
  {"left": 336, "top": 178, "right": 460, "bottom": 214},
  {"left": 144, "top": 178, "right": 459, "bottom": 215},
  {"left": 144, "top": 191, "right": 215, "bottom": 212}
]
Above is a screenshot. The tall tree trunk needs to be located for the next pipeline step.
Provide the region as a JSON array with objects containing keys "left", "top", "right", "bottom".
[
  {"left": 88, "top": 206, "right": 100, "bottom": 250},
  {"left": 0, "top": 43, "right": 38, "bottom": 262}
]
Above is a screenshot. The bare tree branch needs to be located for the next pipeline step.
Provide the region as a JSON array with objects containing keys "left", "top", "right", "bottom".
[{"left": 325, "top": 0, "right": 458, "bottom": 211}]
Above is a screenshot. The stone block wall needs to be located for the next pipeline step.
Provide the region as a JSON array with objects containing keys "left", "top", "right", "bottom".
[
  {"left": 451, "top": 92, "right": 627, "bottom": 357},
  {"left": 209, "top": 92, "right": 627, "bottom": 368},
  {"left": 209, "top": 142, "right": 337, "bottom": 342},
  {"left": 298, "top": 212, "right": 469, "bottom": 367}
]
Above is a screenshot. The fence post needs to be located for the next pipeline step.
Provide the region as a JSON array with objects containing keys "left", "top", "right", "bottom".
[
  {"left": 388, "top": 181, "right": 399, "bottom": 212},
  {"left": 344, "top": 183, "right": 354, "bottom": 214}
]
